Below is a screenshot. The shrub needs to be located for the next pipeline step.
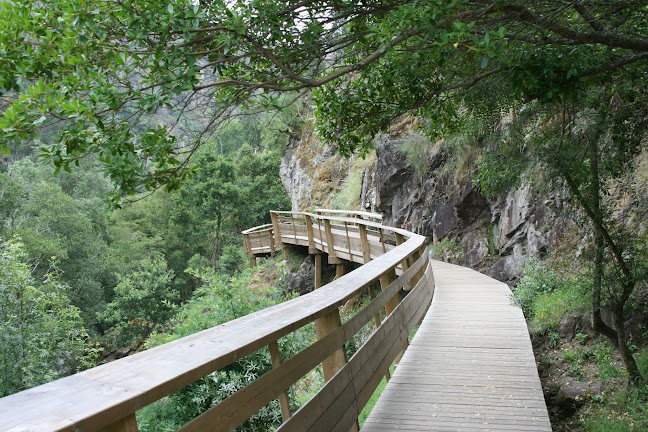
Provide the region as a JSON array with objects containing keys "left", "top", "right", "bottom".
[
  {"left": 512, "top": 258, "right": 589, "bottom": 320},
  {"left": 99, "top": 257, "right": 178, "bottom": 346},
  {"left": 139, "top": 269, "right": 313, "bottom": 431}
]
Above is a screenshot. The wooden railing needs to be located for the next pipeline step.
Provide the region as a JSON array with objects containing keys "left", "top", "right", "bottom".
[{"left": 0, "top": 210, "right": 434, "bottom": 432}]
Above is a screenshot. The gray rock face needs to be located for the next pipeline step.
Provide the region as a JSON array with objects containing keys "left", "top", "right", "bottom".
[
  {"left": 280, "top": 135, "right": 315, "bottom": 211},
  {"left": 282, "top": 256, "right": 315, "bottom": 296},
  {"left": 280, "top": 123, "right": 569, "bottom": 283},
  {"left": 372, "top": 130, "right": 567, "bottom": 283}
]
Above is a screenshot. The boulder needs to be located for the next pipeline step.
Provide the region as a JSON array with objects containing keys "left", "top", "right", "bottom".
[
  {"left": 282, "top": 256, "right": 315, "bottom": 296},
  {"left": 555, "top": 378, "right": 601, "bottom": 410}
]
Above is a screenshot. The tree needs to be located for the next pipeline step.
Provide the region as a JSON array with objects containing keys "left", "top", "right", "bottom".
[
  {"left": 2, "top": 158, "right": 116, "bottom": 326},
  {"left": 99, "top": 257, "right": 178, "bottom": 345},
  {"left": 0, "top": 239, "right": 93, "bottom": 397},
  {"left": 475, "top": 84, "right": 648, "bottom": 384},
  {"left": 2, "top": 1, "right": 645, "bottom": 200}
]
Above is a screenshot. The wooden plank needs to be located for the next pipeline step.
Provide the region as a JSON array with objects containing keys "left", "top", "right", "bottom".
[
  {"left": 361, "top": 260, "right": 551, "bottom": 432},
  {"left": 269, "top": 340, "right": 291, "bottom": 422},
  {"left": 97, "top": 414, "right": 138, "bottom": 432}
]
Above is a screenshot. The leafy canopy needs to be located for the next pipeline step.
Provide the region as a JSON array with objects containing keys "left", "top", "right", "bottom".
[{"left": 1, "top": 1, "right": 647, "bottom": 200}]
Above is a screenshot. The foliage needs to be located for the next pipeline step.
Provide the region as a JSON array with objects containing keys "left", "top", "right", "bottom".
[
  {"left": 512, "top": 258, "right": 589, "bottom": 319},
  {"left": 583, "top": 350, "right": 648, "bottom": 431},
  {"left": 0, "top": 239, "right": 94, "bottom": 397},
  {"left": 430, "top": 238, "right": 463, "bottom": 264},
  {"left": 331, "top": 154, "right": 375, "bottom": 210},
  {"left": 1, "top": 157, "right": 117, "bottom": 326},
  {"left": 532, "top": 288, "right": 587, "bottom": 333},
  {"left": 99, "top": 257, "right": 178, "bottom": 346},
  {"left": 2, "top": 1, "right": 646, "bottom": 199},
  {"left": 139, "top": 268, "right": 312, "bottom": 431},
  {"left": 397, "top": 132, "right": 437, "bottom": 175},
  {"left": 513, "top": 258, "right": 591, "bottom": 334}
]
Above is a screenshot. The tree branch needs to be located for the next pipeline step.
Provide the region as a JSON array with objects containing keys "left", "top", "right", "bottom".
[{"left": 501, "top": 4, "right": 648, "bottom": 51}]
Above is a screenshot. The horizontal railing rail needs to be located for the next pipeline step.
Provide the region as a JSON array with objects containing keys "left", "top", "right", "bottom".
[{"left": 0, "top": 210, "right": 433, "bottom": 432}]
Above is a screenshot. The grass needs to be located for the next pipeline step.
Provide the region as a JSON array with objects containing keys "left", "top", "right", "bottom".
[
  {"left": 530, "top": 286, "right": 586, "bottom": 332},
  {"left": 513, "top": 258, "right": 648, "bottom": 431},
  {"left": 330, "top": 154, "right": 376, "bottom": 210}
]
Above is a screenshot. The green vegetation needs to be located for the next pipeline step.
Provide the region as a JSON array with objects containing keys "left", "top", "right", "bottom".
[
  {"left": 99, "top": 257, "right": 178, "bottom": 346},
  {"left": 512, "top": 258, "right": 589, "bottom": 332},
  {"left": 1, "top": 0, "right": 647, "bottom": 428},
  {"left": 331, "top": 154, "right": 375, "bottom": 211},
  {"left": 0, "top": 99, "right": 292, "bottom": 402},
  {"left": 0, "top": 240, "right": 95, "bottom": 397},
  {"left": 513, "top": 258, "right": 648, "bottom": 430},
  {"left": 139, "top": 267, "right": 312, "bottom": 432},
  {"left": 431, "top": 238, "right": 464, "bottom": 264}
]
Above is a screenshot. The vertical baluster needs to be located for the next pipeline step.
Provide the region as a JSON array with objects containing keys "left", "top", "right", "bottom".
[
  {"left": 305, "top": 214, "right": 316, "bottom": 254},
  {"left": 269, "top": 340, "right": 291, "bottom": 422}
]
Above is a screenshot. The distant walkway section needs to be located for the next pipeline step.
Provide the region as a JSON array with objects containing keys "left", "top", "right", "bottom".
[{"left": 362, "top": 260, "right": 552, "bottom": 432}]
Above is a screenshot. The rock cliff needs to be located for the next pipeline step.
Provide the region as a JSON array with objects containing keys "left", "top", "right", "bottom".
[{"left": 280, "top": 121, "right": 568, "bottom": 283}]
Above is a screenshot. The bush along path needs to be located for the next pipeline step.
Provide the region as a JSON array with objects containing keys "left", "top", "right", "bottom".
[{"left": 513, "top": 259, "right": 648, "bottom": 431}]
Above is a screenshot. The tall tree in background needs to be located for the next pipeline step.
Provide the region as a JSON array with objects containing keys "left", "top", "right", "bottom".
[{"left": 0, "top": 240, "right": 92, "bottom": 396}]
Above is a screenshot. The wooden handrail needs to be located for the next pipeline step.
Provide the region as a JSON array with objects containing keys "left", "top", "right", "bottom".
[{"left": 0, "top": 210, "right": 433, "bottom": 432}]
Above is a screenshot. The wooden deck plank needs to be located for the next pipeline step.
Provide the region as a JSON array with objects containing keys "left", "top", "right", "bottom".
[{"left": 361, "top": 260, "right": 551, "bottom": 432}]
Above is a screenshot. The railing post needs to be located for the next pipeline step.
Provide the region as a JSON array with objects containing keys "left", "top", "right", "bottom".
[
  {"left": 271, "top": 212, "right": 290, "bottom": 259},
  {"left": 313, "top": 241, "right": 347, "bottom": 383},
  {"left": 380, "top": 268, "right": 402, "bottom": 380},
  {"left": 395, "top": 233, "right": 412, "bottom": 289},
  {"left": 269, "top": 340, "right": 291, "bottom": 422},
  {"left": 314, "top": 308, "right": 347, "bottom": 382},
  {"left": 271, "top": 212, "right": 284, "bottom": 251},
  {"left": 97, "top": 414, "right": 138, "bottom": 432},
  {"left": 323, "top": 218, "right": 341, "bottom": 264},
  {"left": 269, "top": 229, "right": 276, "bottom": 256},
  {"left": 358, "top": 224, "right": 371, "bottom": 263},
  {"left": 305, "top": 214, "right": 317, "bottom": 254}
]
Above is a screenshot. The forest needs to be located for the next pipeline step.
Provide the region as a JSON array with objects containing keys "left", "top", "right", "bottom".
[{"left": 1, "top": 0, "right": 648, "bottom": 431}]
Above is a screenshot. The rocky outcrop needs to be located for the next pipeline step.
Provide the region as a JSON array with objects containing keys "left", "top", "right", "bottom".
[
  {"left": 280, "top": 125, "right": 352, "bottom": 210},
  {"left": 280, "top": 120, "right": 569, "bottom": 283},
  {"left": 282, "top": 255, "right": 315, "bottom": 296},
  {"left": 372, "top": 127, "right": 567, "bottom": 282}
]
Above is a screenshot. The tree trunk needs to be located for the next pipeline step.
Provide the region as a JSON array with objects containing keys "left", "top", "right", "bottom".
[
  {"left": 586, "top": 131, "right": 643, "bottom": 385},
  {"left": 211, "top": 214, "right": 222, "bottom": 267},
  {"left": 614, "top": 306, "right": 643, "bottom": 384}
]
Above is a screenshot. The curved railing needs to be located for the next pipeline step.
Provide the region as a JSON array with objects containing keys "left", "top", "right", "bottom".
[{"left": 0, "top": 210, "right": 433, "bottom": 432}]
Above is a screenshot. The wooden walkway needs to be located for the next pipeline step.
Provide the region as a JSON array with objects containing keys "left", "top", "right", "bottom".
[{"left": 362, "top": 260, "right": 552, "bottom": 432}]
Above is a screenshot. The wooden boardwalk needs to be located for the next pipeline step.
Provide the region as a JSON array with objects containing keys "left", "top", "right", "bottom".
[{"left": 361, "top": 260, "right": 552, "bottom": 432}]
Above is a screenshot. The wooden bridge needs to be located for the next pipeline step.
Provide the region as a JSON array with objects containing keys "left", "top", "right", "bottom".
[{"left": 0, "top": 209, "right": 551, "bottom": 431}]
